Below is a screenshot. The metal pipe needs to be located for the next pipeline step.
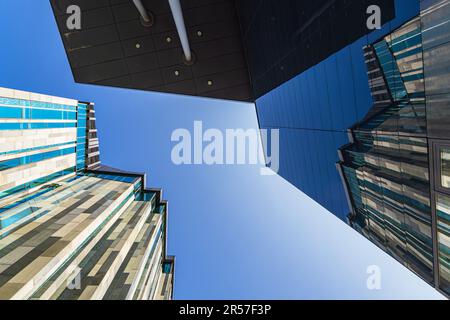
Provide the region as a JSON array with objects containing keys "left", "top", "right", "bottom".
[
  {"left": 133, "top": 0, "right": 151, "bottom": 23},
  {"left": 168, "top": 0, "right": 192, "bottom": 62}
]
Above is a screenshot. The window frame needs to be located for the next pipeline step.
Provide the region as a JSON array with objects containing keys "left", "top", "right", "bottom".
[{"left": 432, "top": 140, "right": 450, "bottom": 195}]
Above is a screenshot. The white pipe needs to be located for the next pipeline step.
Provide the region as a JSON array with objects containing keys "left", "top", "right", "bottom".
[
  {"left": 168, "top": 0, "right": 192, "bottom": 62},
  {"left": 133, "top": 0, "right": 151, "bottom": 23}
]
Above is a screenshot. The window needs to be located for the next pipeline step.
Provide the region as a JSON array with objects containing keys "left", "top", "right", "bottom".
[
  {"left": 435, "top": 193, "right": 450, "bottom": 295},
  {"left": 441, "top": 147, "right": 450, "bottom": 188},
  {"left": 432, "top": 141, "right": 450, "bottom": 194}
]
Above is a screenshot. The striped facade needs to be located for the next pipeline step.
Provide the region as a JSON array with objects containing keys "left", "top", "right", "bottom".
[
  {"left": 338, "top": 0, "right": 450, "bottom": 297},
  {"left": 0, "top": 87, "right": 174, "bottom": 300},
  {"left": 364, "top": 45, "right": 392, "bottom": 109},
  {"left": 85, "top": 104, "right": 100, "bottom": 170}
]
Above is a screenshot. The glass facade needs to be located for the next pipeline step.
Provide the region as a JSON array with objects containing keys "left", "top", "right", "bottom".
[
  {"left": 422, "top": 0, "right": 450, "bottom": 297},
  {"left": 0, "top": 88, "right": 174, "bottom": 300},
  {"left": 76, "top": 102, "right": 87, "bottom": 171},
  {"left": 338, "top": 0, "right": 450, "bottom": 295},
  {"left": 0, "top": 147, "right": 75, "bottom": 172},
  {"left": 0, "top": 95, "right": 79, "bottom": 200},
  {"left": 0, "top": 97, "right": 77, "bottom": 130},
  {"left": 256, "top": 0, "right": 450, "bottom": 296},
  {"left": 256, "top": 1, "right": 420, "bottom": 220},
  {"left": 0, "top": 167, "right": 76, "bottom": 201},
  {"left": 436, "top": 193, "right": 450, "bottom": 293},
  {"left": 340, "top": 130, "right": 433, "bottom": 274},
  {"left": 440, "top": 148, "right": 450, "bottom": 188},
  {"left": 422, "top": 0, "right": 450, "bottom": 139}
]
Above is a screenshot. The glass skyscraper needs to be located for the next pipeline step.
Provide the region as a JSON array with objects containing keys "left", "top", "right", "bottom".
[
  {"left": 337, "top": 0, "right": 450, "bottom": 296},
  {"left": 0, "top": 87, "right": 174, "bottom": 300},
  {"left": 255, "top": 1, "right": 420, "bottom": 221},
  {"left": 253, "top": 0, "right": 450, "bottom": 297}
]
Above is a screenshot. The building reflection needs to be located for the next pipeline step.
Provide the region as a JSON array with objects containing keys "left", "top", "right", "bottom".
[{"left": 338, "top": 0, "right": 450, "bottom": 296}]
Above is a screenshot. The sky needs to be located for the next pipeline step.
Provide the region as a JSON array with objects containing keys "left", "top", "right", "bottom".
[{"left": 0, "top": 0, "right": 446, "bottom": 299}]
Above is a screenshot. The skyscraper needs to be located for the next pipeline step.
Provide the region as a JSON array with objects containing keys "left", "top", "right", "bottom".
[
  {"left": 337, "top": 0, "right": 450, "bottom": 296},
  {"left": 0, "top": 87, "right": 174, "bottom": 300},
  {"left": 255, "top": 1, "right": 420, "bottom": 221}
]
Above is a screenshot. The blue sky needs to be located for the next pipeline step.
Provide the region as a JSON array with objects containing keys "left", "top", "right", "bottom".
[{"left": 0, "top": 0, "right": 445, "bottom": 299}]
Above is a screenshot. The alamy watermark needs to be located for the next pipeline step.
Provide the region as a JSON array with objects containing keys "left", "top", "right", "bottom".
[
  {"left": 366, "top": 265, "right": 382, "bottom": 290},
  {"left": 171, "top": 121, "right": 279, "bottom": 176},
  {"left": 65, "top": 4, "right": 381, "bottom": 32},
  {"left": 66, "top": 5, "right": 81, "bottom": 30},
  {"left": 67, "top": 267, "right": 82, "bottom": 290},
  {"left": 367, "top": 5, "right": 382, "bottom": 30}
]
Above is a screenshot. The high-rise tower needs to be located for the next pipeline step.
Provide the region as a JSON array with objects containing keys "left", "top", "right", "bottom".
[
  {"left": 338, "top": 0, "right": 450, "bottom": 297},
  {"left": 0, "top": 87, "right": 174, "bottom": 300}
]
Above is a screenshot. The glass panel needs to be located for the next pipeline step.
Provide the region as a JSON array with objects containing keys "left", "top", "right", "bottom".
[
  {"left": 0, "top": 147, "right": 75, "bottom": 172},
  {"left": 436, "top": 193, "right": 450, "bottom": 295},
  {"left": 441, "top": 148, "right": 450, "bottom": 188},
  {"left": 0, "top": 167, "right": 76, "bottom": 200},
  {"left": 76, "top": 103, "right": 87, "bottom": 171}
]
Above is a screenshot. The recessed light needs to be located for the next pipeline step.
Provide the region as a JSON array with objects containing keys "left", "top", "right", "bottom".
[
  {"left": 135, "top": 43, "right": 141, "bottom": 49},
  {"left": 197, "top": 31, "right": 203, "bottom": 37},
  {"left": 207, "top": 80, "right": 213, "bottom": 86},
  {"left": 166, "top": 36, "right": 172, "bottom": 43},
  {"left": 174, "top": 70, "right": 180, "bottom": 76}
]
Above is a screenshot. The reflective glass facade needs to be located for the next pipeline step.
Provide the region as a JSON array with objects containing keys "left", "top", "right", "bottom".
[
  {"left": 340, "top": 0, "right": 450, "bottom": 295},
  {"left": 256, "top": 0, "right": 450, "bottom": 296},
  {"left": 339, "top": 16, "right": 433, "bottom": 283},
  {"left": 436, "top": 193, "right": 450, "bottom": 293},
  {"left": 441, "top": 148, "right": 450, "bottom": 188},
  {"left": 422, "top": 0, "right": 450, "bottom": 297},
  {"left": 256, "top": 1, "right": 420, "bottom": 220}
]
